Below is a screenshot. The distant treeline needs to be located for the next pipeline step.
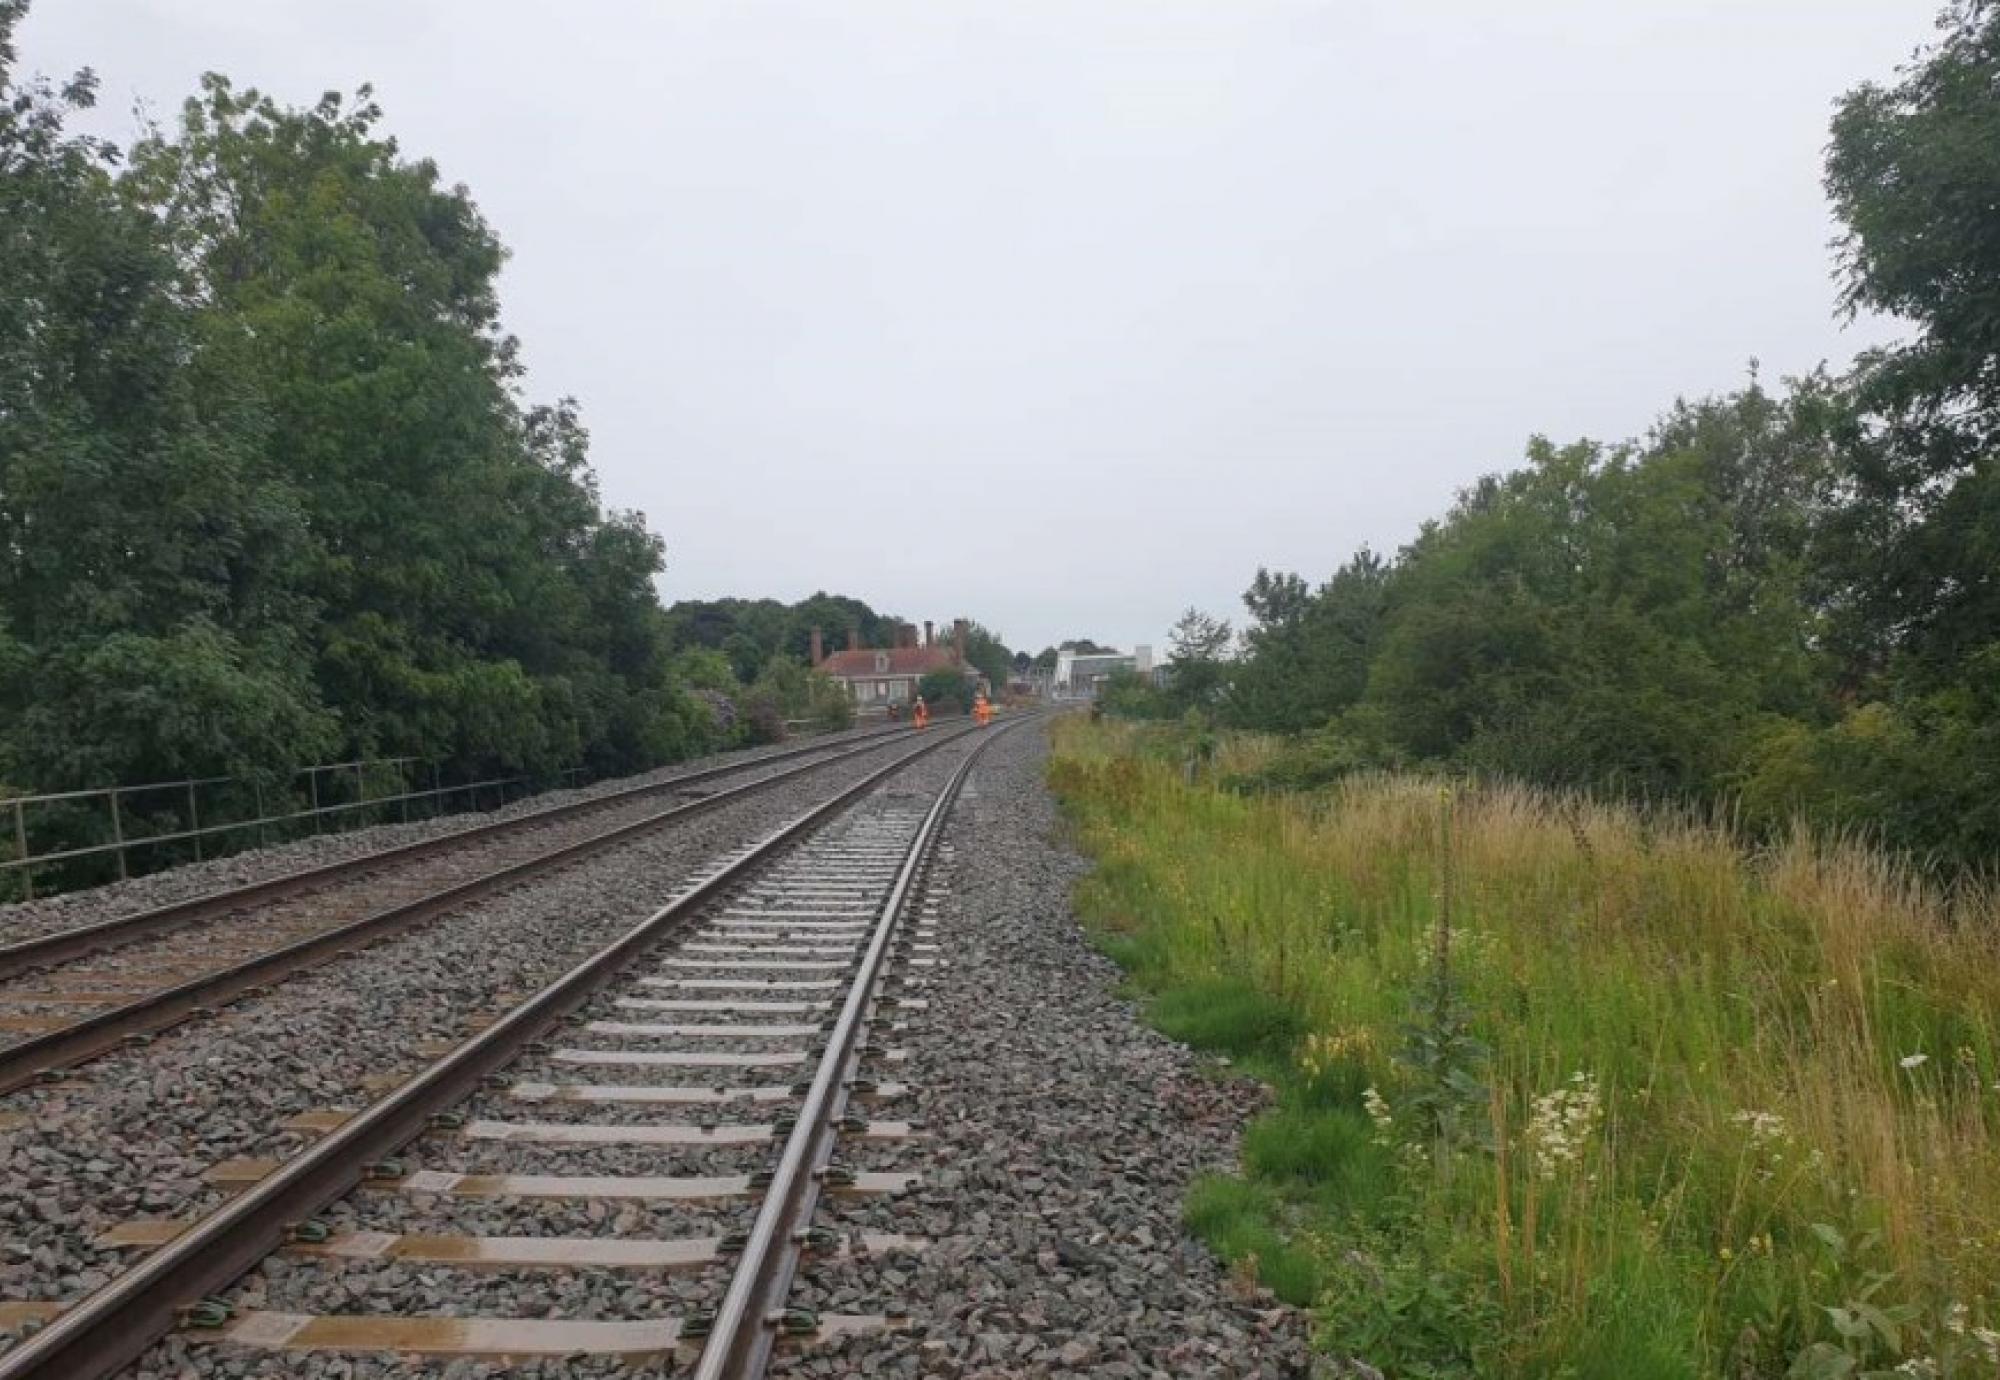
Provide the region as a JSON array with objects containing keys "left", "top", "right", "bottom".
[
  {"left": 0, "top": 5, "right": 993, "bottom": 797},
  {"left": 1119, "top": 3, "right": 2000, "bottom": 868},
  {"left": 663, "top": 596, "right": 1016, "bottom": 706}
]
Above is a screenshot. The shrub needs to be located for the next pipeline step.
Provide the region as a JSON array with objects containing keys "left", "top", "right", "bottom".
[
  {"left": 917, "top": 668, "right": 970, "bottom": 715},
  {"left": 741, "top": 692, "right": 785, "bottom": 745}
]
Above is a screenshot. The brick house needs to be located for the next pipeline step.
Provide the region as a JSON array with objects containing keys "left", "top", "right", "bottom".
[{"left": 814, "top": 619, "right": 981, "bottom": 711}]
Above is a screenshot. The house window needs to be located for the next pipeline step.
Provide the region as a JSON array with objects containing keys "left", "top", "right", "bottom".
[{"left": 874, "top": 653, "right": 889, "bottom": 674}]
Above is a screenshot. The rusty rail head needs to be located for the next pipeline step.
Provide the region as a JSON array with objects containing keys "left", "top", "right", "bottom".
[
  {"left": 0, "top": 724, "right": 985, "bottom": 1380},
  {"left": 0, "top": 721, "right": 922, "bottom": 982},
  {"left": 692, "top": 713, "right": 1030, "bottom": 1380}
]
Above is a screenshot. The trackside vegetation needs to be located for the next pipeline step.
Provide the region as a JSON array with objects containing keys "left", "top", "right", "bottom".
[
  {"left": 0, "top": 1, "right": 1010, "bottom": 817},
  {"left": 1108, "top": 2, "right": 2000, "bottom": 873},
  {"left": 1051, "top": 718, "right": 2000, "bottom": 1379}
]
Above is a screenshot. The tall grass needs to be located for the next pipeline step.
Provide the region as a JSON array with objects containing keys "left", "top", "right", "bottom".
[{"left": 1050, "top": 718, "right": 2000, "bottom": 1378}]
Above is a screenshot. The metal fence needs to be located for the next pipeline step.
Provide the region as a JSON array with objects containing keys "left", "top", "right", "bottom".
[{"left": 1, "top": 756, "right": 586, "bottom": 901}]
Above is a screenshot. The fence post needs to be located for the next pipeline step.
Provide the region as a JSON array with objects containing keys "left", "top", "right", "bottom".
[
  {"left": 108, "top": 790, "right": 128, "bottom": 881},
  {"left": 13, "top": 800, "right": 30, "bottom": 902},
  {"left": 308, "top": 768, "right": 321, "bottom": 834},
  {"left": 188, "top": 781, "right": 203, "bottom": 862}
]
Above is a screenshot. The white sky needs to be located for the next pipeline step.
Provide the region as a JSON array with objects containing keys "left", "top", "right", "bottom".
[{"left": 24, "top": 1, "right": 1934, "bottom": 654}]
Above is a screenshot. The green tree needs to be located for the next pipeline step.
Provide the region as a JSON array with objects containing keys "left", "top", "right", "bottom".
[
  {"left": 1165, "top": 607, "right": 1232, "bottom": 711},
  {"left": 1358, "top": 395, "right": 1829, "bottom": 797},
  {"left": 944, "top": 618, "right": 1012, "bottom": 691},
  {"left": 120, "top": 75, "right": 693, "bottom": 779},
  {"left": 1824, "top": 2, "right": 2000, "bottom": 680},
  {"left": 0, "top": 8, "right": 336, "bottom": 789},
  {"left": 917, "top": 668, "right": 971, "bottom": 715},
  {"left": 1098, "top": 666, "right": 1169, "bottom": 719},
  {"left": 1228, "top": 551, "right": 1391, "bottom": 733}
]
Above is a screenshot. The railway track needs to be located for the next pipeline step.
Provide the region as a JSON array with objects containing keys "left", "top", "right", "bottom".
[
  {"left": 0, "top": 713, "right": 1026, "bottom": 1379},
  {"left": 0, "top": 722, "right": 941, "bottom": 1095}
]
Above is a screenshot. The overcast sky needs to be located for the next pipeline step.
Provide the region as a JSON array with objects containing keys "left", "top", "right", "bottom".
[{"left": 25, "top": 1, "right": 1935, "bottom": 655}]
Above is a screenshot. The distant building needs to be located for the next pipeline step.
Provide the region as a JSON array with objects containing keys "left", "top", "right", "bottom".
[
  {"left": 1006, "top": 664, "right": 1056, "bottom": 701},
  {"left": 1054, "top": 647, "right": 1136, "bottom": 697},
  {"left": 814, "top": 619, "right": 980, "bottom": 711}
]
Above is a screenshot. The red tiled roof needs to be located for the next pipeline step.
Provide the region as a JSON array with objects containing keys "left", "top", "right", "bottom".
[{"left": 818, "top": 647, "right": 965, "bottom": 678}]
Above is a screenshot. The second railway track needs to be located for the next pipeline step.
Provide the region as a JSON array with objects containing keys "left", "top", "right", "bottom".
[
  {"left": 0, "top": 712, "right": 1029, "bottom": 1379},
  {"left": 0, "top": 722, "right": 951, "bottom": 1094}
]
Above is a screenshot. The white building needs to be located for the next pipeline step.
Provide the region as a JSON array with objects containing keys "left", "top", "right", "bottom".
[{"left": 1054, "top": 648, "right": 1136, "bottom": 697}]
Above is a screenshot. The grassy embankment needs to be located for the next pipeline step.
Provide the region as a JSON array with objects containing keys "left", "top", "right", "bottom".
[{"left": 1048, "top": 718, "right": 2000, "bottom": 1378}]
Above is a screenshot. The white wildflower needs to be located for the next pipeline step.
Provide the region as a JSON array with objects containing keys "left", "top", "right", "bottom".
[
  {"left": 1894, "top": 1358, "right": 1938, "bottom": 1378},
  {"left": 1976, "top": 1327, "right": 2000, "bottom": 1363},
  {"left": 1728, "top": 1109, "right": 1796, "bottom": 1179},
  {"left": 1945, "top": 1302, "right": 1969, "bottom": 1336},
  {"left": 1525, "top": 1072, "right": 1602, "bottom": 1179},
  {"left": 1901, "top": 1052, "right": 1930, "bottom": 1070},
  {"left": 1729, "top": 1109, "right": 1788, "bottom": 1146},
  {"left": 1362, "top": 1086, "right": 1395, "bottom": 1147}
]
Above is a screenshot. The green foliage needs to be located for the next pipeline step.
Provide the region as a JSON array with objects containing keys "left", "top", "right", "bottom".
[
  {"left": 1147, "top": 977, "right": 1303, "bottom": 1067},
  {"left": 1052, "top": 719, "right": 2000, "bottom": 1379},
  {"left": 1097, "top": 666, "right": 1170, "bottom": 719},
  {"left": 15, "top": 622, "right": 337, "bottom": 787},
  {"left": 1165, "top": 606, "right": 1232, "bottom": 711},
  {"left": 1213, "top": 353, "right": 2000, "bottom": 863},
  {"left": 0, "top": 13, "right": 992, "bottom": 798},
  {"left": 1200, "top": 6, "right": 2000, "bottom": 870},
  {"left": 809, "top": 674, "right": 855, "bottom": 731},
  {"left": 663, "top": 592, "right": 900, "bottom": 681},
  {"left": 941, "top": 618, "right": 1012, "bottom": 692},
  {"left": 1220, "top": 715, "right": 1400, "bottom": 793},
  {"left": 1229, "top": 553, "right": 1389, "bottom": 733},
  {"left": 1183, "top": 1175, "right": 1328, "bottom": 1307},
  {"left": 916, "top": 668, "right": 969, "bottom": 715}
]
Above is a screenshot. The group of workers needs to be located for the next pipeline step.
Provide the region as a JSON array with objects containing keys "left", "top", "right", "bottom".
[{"left": 904, "top": 690, "right": 993, "bottom": 729}]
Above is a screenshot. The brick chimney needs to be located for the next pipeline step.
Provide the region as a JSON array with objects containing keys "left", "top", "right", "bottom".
[
  {"left": 923, "top": 620, "right": 934, "bottom": 649},
  {"left": 953, "top": 618, "right": 968, "bottom": 663},
  {"left": 809, "top": 627, "right": 823, "bottom": 666},
  {"left": 847, "top": 627, "right": 860, "bottom": 653}
]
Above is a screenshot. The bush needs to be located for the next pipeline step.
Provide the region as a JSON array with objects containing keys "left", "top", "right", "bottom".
[
  {"left": 918, "top": 668, "right": 970, "bottom": 715},
  {"left": 808, "top": 672, "right": 854, "bottom": 731},
  {"left": 812, "top": 690, "right": 854, "bottom": 731},
  {"left": 1222, "top": 714, "right": 1400, "bottom": 794},
  {"left": 741, "top": 692, "right": 786, "bottom": 745},
  {"left": 1098, "top": 667, "right": 1170, "bottom": 719}
]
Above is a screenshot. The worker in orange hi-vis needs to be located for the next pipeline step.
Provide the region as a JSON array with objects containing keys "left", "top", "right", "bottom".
[
  {"left": 912, "top": 695, "right": 929, "bottom": 729},
  {"left": 973, "top": 692, "right": 992, "bottom": 726}
]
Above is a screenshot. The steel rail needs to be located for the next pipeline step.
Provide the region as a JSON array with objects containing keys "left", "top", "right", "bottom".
[
  {"left": 0, "top": 720, "right": 991, "bottom": 1380},
  {"left": 0, "top": 721, "right": 927, "bottom": 982},
  {"left": 0, "top": 723, "right": 955, "bottom": 1095},
  {"left": 694, "top": 712, "right": 1031, "bottom": 1379}
]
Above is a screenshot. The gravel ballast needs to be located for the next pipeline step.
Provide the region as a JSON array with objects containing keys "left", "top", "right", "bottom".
[
  {"left": 3, "top": 721, "right": 1317, "bottom": 1377},
  {"left": 0, "top": 730, "right": 964, "bottom": 1358},
  {"left": 789, "top": 721, "right": 1315, "bottom": 1378}
]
